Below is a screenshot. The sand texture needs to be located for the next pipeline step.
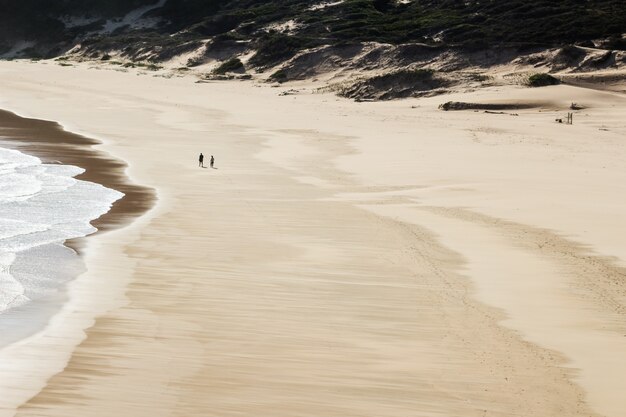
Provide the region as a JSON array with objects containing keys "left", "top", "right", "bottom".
[{"left": 0, "top": 60, "right": 625, "bottom": 417}]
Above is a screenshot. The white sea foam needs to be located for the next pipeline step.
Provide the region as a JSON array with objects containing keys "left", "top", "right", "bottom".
[{"left": 0, "top": 146, "right": 123, "bottom": 317}]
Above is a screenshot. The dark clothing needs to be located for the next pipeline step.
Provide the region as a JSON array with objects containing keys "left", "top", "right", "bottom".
[
  {"left": 199, "top": 153, "right": 204, "bottom": 167},
  {"left": 210, "top": 156, "right": 214, "bottom": 168}
]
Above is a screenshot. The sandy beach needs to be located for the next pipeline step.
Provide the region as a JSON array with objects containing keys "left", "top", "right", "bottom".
[{"left": 0, "top": 59, "right": 625, "bottom": 417}]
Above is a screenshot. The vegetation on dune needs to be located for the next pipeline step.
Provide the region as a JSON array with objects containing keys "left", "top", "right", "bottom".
[
  {"left": 439, "top": 101, "right": 538, "bottom": 111},
  {"left": 339, "top": 68, "right": 447, "bottom": 100},
  {"left": 269, "top": 68, "right": 288, "bottom": 83},
  {"left": 1, "top": 0, "right": 625, "bottom": 60},
  {"left": 527, "top": 73, "right": 561, "bottom": 87},
  {"left": 213, "top": 57, "right": 244, "bottom": 74},
  {"left": 249, "top": 33, "right": 315, "bottom": 68}
]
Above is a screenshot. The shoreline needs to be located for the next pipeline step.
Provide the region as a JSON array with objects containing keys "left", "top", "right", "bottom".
[
  {"left": 0, "top": 109, "right": 156, "bottom": 248},
  {"left": 0, "top": 59, "right": 624, "bottom": 417},
  {"left": 0, "top": 107, "right": 156, "bottom": 338},
  {"left": 0, "top": 108, "right": 156, "bottom": 416}
]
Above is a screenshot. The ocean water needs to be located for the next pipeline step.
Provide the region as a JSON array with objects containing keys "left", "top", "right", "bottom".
[{"left": 0, "top": 146, "right": 123, "bottom": 342}]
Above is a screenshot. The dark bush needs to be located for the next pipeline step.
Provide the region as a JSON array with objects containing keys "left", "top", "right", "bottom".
[
  {"left": 249, "top": 34, "right": 309, "bottom": 68},
  {"left": 189, "top": 13, "right": 248, "bottom": 37},
  {"left": 269, "top": 68, "right": 288, "bottom": 82},
  {"left": 1, "top": 0, "right": 625, "bottom": 63},
  {"left": 558, "top": 45, "right": 585, "bottom": 60},
  {"left": 604, "top": 36, "right": 626, "bottom": 51},
  {"left": 373, "top": 0, "right": 394, "bottom": 13},
  {"left": 527, "top": 73, "right": 560, "bottom": 87},
  {"left": 213, "top": 57, "right": 244, "bottom": 74}
]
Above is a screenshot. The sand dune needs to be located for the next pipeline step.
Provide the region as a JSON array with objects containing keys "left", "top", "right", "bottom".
[{"left": 0, "top": 60, "right": 624, "bottom": 417}]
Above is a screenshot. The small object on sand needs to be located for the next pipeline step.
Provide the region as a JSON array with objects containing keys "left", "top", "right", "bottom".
[
  {"left": 279, "top": 89, "right": 299, "bottom": 96},
  {"left": 556, "top": 113, "right": 573, "bottom": 124}
]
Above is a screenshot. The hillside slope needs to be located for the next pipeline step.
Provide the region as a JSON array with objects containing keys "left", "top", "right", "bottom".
[
  {"left": 1, "top": 0, "right": 625, "bottom": 98},
  {"left": 2, "top": 0, "right": 624, "bottom": 57}
]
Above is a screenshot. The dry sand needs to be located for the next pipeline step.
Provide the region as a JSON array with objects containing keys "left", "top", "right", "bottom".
[{"left": 0, "top": 60, "right": 625, "bottom": 417}]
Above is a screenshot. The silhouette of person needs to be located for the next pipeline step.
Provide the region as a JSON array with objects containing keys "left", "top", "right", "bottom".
[
  {"left": 199, "top": 153, "right": 204, "bottom": 168},
  {"left": 210, "top": 155, "right": 215, "bottom": 168}
]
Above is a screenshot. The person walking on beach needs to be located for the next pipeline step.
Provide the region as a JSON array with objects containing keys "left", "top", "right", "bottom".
[
  {"left": 210, "top": 155, "right": 215, "bottom": 168},
  {"left": 199, "top": 152, "right": 204, "bottom": 168}
]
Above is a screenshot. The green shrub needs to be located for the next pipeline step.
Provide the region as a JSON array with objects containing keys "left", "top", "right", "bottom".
[
  {"left": 527, "top": 73, "right": 560, "bottom": 87},
  {"left": 2, "top": 0, "right": 625, "bottom": 64},
  {"left": 467, "top": 73, "right": 491, "bottom": 82},
  {"left": 372, "top": 68, "right": 434, "bottom": 84},
  {"left": 269, "top": 68, "right": 288, "bottom": 82},
  {"left": 187, "top": 56, "right": 205, "bottom": 67},
  {"left": 249, "top": 34, "right": 309, "bottom": 68},
  {"left": 605, "top": 36, "right": 626, "bottom": 51},
  {"left": 213, "top": 58, "right": 244, "bottom": 74},
  {"left": 145, "top": 63, "right": 162, "bottom": 71},
  {"left": 559, "top": 45, "right": 584, "bottom": 59}
]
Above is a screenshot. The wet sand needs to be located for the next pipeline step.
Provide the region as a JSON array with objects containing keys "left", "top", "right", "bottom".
[
  {"left": 0, "top": 109, "right": 155, "bottom": 239},
  {"left": 0, "top": 108, "right": 155, "bottom": 413}
]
